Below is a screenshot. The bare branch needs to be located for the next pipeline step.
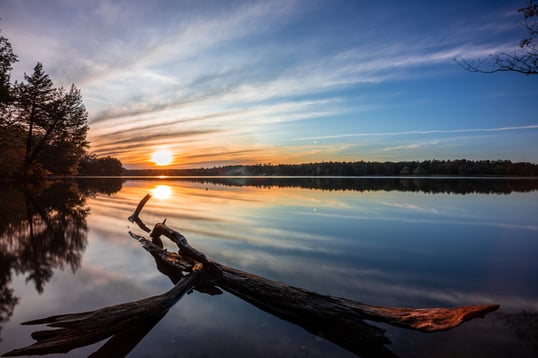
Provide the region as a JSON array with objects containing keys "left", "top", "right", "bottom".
[
  {"left": 458, "top": 1, "right": 538, "bottom": 75},
  {"left": 2, "top": 271, "right": 201, "bottom": 356},
  {"left": 127, "top": 193, "right": 152, "bottom": 233}
]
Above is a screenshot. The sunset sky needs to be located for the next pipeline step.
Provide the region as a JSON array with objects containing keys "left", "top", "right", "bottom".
[{"left": 1, "top": 0, "right": 537, "bottom": 169}]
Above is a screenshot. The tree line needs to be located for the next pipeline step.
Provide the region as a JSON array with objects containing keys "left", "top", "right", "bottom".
[
  {"left": 0, "top": 28, "right": 122, "bottom": 178},
  {"left": 125, "top": 159, "right": 538, "bottom": 177},
  {"left": 77, "top": 154, "right": 123, "bottom": 176}
]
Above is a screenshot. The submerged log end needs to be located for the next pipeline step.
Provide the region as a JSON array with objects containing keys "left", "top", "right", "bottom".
[{"left": 367, "top": 304, "right": 500, "bottom": 332}]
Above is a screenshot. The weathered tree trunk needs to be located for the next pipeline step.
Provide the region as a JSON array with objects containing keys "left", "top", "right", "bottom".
[
  {"left": 146, "top": 220, "right": 499, "bottom": 356},
  {"left": 3, "top": 270, "right": 200, "bottom": 357},
  {"left": 150, "top": 220, "right": 499, "bottom": 333}
]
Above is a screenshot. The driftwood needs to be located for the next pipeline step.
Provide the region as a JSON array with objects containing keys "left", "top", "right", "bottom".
[
  {"left": 3, "top": 269, "right": 201, "bottom": 357},
  {"left": 3, "top": 194, "right": 499, "bottom": 357}
]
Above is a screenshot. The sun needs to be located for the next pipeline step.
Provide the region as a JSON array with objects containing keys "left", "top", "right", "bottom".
[{"left": 151, "top": 149, "right": 173, "bottom": 166}]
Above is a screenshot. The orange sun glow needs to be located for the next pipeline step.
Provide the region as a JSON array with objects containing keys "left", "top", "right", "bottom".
[{"left": 151, "top": 149, "right": 173, "bottom": 166}]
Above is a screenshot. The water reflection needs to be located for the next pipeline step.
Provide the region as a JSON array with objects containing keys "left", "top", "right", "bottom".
[
  {"left": 151, "top": 185, "right": 172, "bottom": 200},
  {"left": 179, "top": 177, "right": 538, "bottom": 194},
  {"left": 0, "top": 179, "right": 123, "bottom": 341},
  {"left": 1, "top": 177, "right": 537, "bottom": 357}
]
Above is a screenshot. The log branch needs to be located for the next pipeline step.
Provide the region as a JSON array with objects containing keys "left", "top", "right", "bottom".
[
  {"left": 3, "top": 267, "right": 201, "bottom": 357},
  {"left": 147, "top": 220, "right": 499, "bottom": 334},
  {"left": 128, "top": 193, "right": 152, "bottom": 233}
]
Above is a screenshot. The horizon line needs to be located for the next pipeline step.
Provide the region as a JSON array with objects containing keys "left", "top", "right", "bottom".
[{"left": 121, "top": 158, "right": 538, "bottom": 170}]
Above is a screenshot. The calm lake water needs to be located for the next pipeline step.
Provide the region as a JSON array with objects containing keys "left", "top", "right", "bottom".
[{"left": 0, "top": 177, "right": 537, "bottom": 357}]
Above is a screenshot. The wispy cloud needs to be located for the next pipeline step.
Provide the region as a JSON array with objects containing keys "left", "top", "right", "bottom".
[
  {"left": 297, "top": 125, "right": 538, "bottom": 141},
  {"left": 2, "top": 0, "right": 535, "bottom": 167}
]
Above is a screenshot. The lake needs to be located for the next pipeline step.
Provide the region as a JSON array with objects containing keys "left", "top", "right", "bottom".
[{"left": 0, "top": 177, "right": 537, "bottom": 357}]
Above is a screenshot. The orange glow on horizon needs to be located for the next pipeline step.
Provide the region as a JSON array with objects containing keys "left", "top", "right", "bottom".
[{"left": 89, "top": 135, "right": 369, "bottom": 169}]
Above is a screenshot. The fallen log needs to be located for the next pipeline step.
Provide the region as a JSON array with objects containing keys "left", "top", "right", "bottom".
[
  {"left": 3, "top": 194, "right": 499, "bottom": 357},
  {"left": 149, "top": 221, "right": 499, "bottom": 333},
  {"left": 3, "top": 268, "right": 201, "bottom": 357},
  {"left": 145, "top": 221, "right": 498, "bottom": 357}
]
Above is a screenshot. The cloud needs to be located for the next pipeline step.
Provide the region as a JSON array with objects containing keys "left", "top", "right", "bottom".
[
  {"left": 95, "top": 129, "right": 220, "bottom": 148},
  {"left": 73, "top": 0, "right": 523, "bottom": 130},
  {"left": 382, "top": 140, "right": 441, "bottom": 152},
  {"left": 2, "top": 0, "right": 535, "bottom": 166},
  {"left": 297, "top": 125, "right": 538, "bottom": 141},
  {"left": 382, "top": 143, "right": 421, "bottom": 151}
]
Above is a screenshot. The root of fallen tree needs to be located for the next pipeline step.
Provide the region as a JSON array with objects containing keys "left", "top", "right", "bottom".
[{"left": 3, "top": 194, "right": 499, "bottom": 358}]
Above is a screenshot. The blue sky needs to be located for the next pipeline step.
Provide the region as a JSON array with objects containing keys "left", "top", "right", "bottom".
[{"left": 1, "top": 0, "right": 537, "bottom": 168}]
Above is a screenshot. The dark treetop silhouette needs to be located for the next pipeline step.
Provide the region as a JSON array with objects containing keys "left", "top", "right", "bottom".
[
  {"left": 124, "top": 159, "right": 538, "bottom": 177},
  {"left": 1, "top": 28, "right": 122, "bottom": 179},
  {"left": 3, "top": 193, "right": 499, "bottom": 357}
]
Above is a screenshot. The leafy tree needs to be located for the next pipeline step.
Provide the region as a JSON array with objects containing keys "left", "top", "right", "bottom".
[
  {"left": 34, "top": 85, "right": 89, "bottom": 175},
  {"left": 0, "top": 31, "right": 21, "bottom": 177},
  {"left": 14, "top": 63, "right": 56, "bottom": 176},
  {"left": 78, "top": 154, "right": 124, "bottom": 176},
  {"left": 458, "top": 1, "right": 538, "bottom": 75},
  {"left": 11, "top": 63, "right": 89, "bottom": 176},
  {"left": 0, "top": 29, "right": 19, "bottom": 176},
  {"left": 0, "top": 27, "right": 97, "bottom": 178},
  {"left": 0, "top": 28, "right": 17, "bottom": 104}
]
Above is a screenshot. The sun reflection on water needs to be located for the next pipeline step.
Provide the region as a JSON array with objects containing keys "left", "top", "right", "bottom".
[{"left": 151, "top": 185, "right": 173, "bottom": 200}]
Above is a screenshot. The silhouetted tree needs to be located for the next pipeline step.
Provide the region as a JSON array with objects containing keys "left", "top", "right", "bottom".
[
  {"left": 0, "top": 28, "right": 17, "bottom": 104},
  {"left": 33, "top": 85, "right": 89, "bottom": 175},
  {"left": 124, "top": 160, "right": 538, "bottom": 177},
  {"left": 458, "top": 1, "right": 538, "bottom": 75},
  {"left": 10, "top": 63, "right": 89, "bottom": 177},
  {"left": 1, "top": 27, "right": 90, "bottom": 178},
  {"left": 78, "top": 154, "right": 124, "bottom": 176},
  {"left": 0, "top": 29, "right": 21, "bottom": 178}
]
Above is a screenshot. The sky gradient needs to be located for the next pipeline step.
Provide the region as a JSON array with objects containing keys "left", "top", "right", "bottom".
[{"left": 1, "top": 0, "right": 537, "bottom": 169}]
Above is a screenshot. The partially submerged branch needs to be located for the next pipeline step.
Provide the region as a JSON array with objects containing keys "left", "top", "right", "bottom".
[
  {"left": 146, "top": 218, "right": 499, "bottom": 334},
  {"left": 3, "top": 270, "right": 200, "bottom": 356},
  {"left": 128, "top": 193, "right": 152, "bottom": 233}
]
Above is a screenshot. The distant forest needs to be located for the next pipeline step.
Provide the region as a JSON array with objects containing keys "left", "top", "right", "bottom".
[{"left": 124, "top": 159, "right": 538, "bottom": 177}]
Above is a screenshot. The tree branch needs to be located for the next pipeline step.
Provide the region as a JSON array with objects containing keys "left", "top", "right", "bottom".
[
  {"left": 457, "top": 1, "right": 538, "bottom": 75},
  {"left": 3, "top": 269, "right": 201, "bottom": 357}
]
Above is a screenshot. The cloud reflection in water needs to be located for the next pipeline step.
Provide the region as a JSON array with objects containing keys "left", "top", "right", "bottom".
[{"left": 2, "top": 178, "right": 536, "bottom": 357}]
